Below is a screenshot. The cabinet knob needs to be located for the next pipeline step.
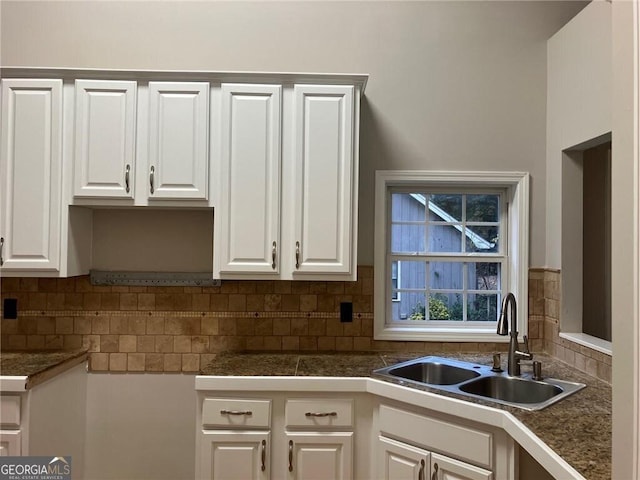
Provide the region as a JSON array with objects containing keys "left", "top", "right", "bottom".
[
  {"left": 150, "top": 166, "right": 155, "bottom": 194},
  {"left": 431, "top": 462, "right": 438, "bottom": 480},
  {"left": 261, "top": 439, "right": 266, "bottom": 472},
  {"left": 419, "top": 459, "right": 425, "bottom": 480}
]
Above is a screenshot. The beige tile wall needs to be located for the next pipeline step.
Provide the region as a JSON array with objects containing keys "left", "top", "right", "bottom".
[
  {"left": 531, "top": 268, "right": 612, "bottom": 384},
  {"left": 1, "top": 266, "right": 608, "bottom": 382}
]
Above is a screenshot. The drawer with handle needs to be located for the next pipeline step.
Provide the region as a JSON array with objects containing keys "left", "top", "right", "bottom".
[
  {"left": 285, "top": 398, "right": 353, "bottom": 429},
  {"left": 202, "top": 398, "right": 271, "bottom": 428}
]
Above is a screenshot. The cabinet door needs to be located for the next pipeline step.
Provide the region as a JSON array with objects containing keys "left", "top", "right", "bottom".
[
  {"left": 0, "top": 79, "right": 62, "bottom": 271},
  {"left": 377, "top": 436, "right": 430, "bottom": 480},
  {"left": 216, "top": 84, "right": 281, "bottom": 276},
  {"left": 0, "top": 430, "right": 21, "bottom": 456},
  {"left": 286, "top": 432, "right": 353, "bottom": 480},
  {"left": 431, "top": 453, "right": 492, "bottom": 480},
  {"left": 199, "top": 431, "right": 269, "bottom": 480},
  {"left": 148, "top": 82, "right": 209, "bottom": 200},
  {"left": 74, "top": 79, "right": 137, "bottom": 198},
  {"left": 292, "top": 85, "right": 355, "bottom": 276}
]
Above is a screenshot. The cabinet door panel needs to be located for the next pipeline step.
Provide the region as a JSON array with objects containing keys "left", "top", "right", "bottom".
[
  {"left": 377, "top": 436, "right": 429, "bottom": 480},
  {"left": 286, "top": 432, "right": 352, "bottom": 480},
  {"left": 293, "top": 85, "right": 354, "bottom": 275},
  {"left": 74, "top": 80, "right": 136, "bottom": 198},
  {"left": 217, "top": 84, "right": 281, "bottom": 275},
  {"left": 0, "top": 430, "right": 21, "bottom": 456},
  {"left": 432, "top": 453, "right": 492, "bottom": 480},
  {"left": 0, "top": 79, "right": 62, "bottom": 271},
  {"left": 199, "top": 431, "right": 269, "bottom": 480},
  {"left": 148, "top": 82, "right": 209, "bottom": 199}
]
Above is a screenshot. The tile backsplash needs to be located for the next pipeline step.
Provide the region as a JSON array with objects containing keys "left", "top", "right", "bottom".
[{"left": 0, "top": 266, "right": 610, "bottom": 383}]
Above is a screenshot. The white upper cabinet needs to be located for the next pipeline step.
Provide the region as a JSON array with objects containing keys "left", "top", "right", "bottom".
[
  {"left": 292, "top": 85, "right": 355, "bottom": 277},
  {"left": 216, "top": 84, "right": 281, "bottom": 275},
  {"left": 214, "top": 82, "right": 360, "bottom": 281},
  {"left": 0, "top": 79, "right": 63, "bottom": 271},
  {"left": 148, "top": 82, "right": 209, "bottom": 200},
  {"left": 74, "top": 80, "right": 137, "bottom": 198}
]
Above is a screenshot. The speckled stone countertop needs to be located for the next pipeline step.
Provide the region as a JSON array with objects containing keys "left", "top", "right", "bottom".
[
  {"left": 200, "top": 351, "right": 611, "bottom": 480},
  {"left": 0, "top": 350, "right": 88, "bottom": 389}
]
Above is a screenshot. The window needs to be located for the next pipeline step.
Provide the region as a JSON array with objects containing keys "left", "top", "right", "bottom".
[{"left": 374, "top": 171, "right": 529, "bottom": 342}]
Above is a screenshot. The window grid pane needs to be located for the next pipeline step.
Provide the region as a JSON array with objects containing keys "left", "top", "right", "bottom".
[{"left": 388, "top": 188, "right": 504, "bottom": 324}]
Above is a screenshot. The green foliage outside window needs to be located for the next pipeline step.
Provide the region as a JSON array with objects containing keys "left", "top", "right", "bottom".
[{"left": 409, "top": 293, "right": 496, "bottom": 322}]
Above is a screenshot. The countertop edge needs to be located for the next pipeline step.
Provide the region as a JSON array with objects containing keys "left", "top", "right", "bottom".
[
  {"left": 1, "top": 351, "right": 88, "bottom": 391},
  {"left": 195, "top": 374, "right": 586, "bottom": 480}
]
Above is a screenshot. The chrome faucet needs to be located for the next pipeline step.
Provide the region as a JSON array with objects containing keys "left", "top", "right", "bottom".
[{"left": 497, "top": 292, "right": 532, "bottom": 376}]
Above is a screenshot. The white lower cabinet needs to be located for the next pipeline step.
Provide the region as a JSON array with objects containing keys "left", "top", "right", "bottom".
[
  {"left": 430, "top": 453, "right": 493, "bottom": 480},
  {"left": 377, "top": 436, "right": 429, "bottom": 480},
  {"left": 377, "top": 436, "right": 492, "bottom": 480},
  {"left": 199, "top": 398, "right": 271, "bottom": 480},
  {"left": 0, "top": 430, "right": 21, "bottom": 456},
  {"left": 196, "top": 391, "right": 513, "bottom": 480},
  {"left": 286, "top": 432, "right": 353, "bottom": 480},
  {"left": 200, "top": 431, "right": 269, "bottom": 480},
  {"left": 197, "top": 396, "right": 354, "bottom": 480}
]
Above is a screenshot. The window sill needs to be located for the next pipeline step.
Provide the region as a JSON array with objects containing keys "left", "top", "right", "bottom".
[
  {"left": 558, "top": 332, "right": 612, "bottom": 356},
  {"left": 375, "top": 326, "right": 513, "bottom": 343}
]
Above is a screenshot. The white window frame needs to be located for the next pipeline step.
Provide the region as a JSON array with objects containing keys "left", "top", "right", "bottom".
[{"left": 374, "top": 170, "right": 530, "bottom": 342}]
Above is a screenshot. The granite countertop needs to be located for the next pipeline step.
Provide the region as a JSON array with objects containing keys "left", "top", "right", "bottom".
[
  {"left": 200, "top": 351, "right": 611, "bottom": 480},
  {"left": 0, "top": 350, "right": 88, "bottom": 389}
]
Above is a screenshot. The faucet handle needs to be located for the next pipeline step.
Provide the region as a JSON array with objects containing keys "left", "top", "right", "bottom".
[{"left": 522, "top": 335, "right": 530, "bottom": 353}]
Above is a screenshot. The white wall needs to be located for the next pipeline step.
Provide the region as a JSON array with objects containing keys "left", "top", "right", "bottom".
[
  {"left": 85, "top": 373, "right": 196, "bottom": 479},
  {"left": 0, "top": 1, "right": 588, "bottom": 267},
  {"left": 611, "top": 2, "right": 637, "bottom": 478},
  {"left": 92, "top": 210, "right": 214, "bottom": 272},
  {"left": 546, "top": 1, "right": 612, "bottom": 268}
]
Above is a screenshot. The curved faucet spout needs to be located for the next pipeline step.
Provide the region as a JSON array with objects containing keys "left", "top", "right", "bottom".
[
  {"left": 497, "top": 292, "right": 532, "bottom": 376},
  {"left": 497, "top": 292, "right": 516, "bottom": 336}
]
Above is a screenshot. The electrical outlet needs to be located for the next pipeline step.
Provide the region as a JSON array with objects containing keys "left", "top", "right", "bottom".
[
  {"left": 3, "top": 298, "right": 17, "bottom": 319},
  {"left": 340, "top": 302, "right": 353, "bottom": 323}
]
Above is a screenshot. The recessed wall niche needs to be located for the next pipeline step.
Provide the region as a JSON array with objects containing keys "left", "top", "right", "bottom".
[{"left": 561, "top": 134, "right": 612, "bottom": 350}]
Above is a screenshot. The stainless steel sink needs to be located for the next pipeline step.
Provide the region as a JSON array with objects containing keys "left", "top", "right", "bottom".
[
  {"left": 387, "top": 361, "right": 481, "bottom": 385},
  {"left": 373, "top": 356, "right": 586, "bottom": 411},
  {"left": 459, "top": 375, "right": 562, "bottom": 404}
]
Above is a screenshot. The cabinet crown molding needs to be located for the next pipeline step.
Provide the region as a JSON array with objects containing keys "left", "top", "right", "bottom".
[{"left": 0, "top": 67, "right": 368, "bottom": 93}]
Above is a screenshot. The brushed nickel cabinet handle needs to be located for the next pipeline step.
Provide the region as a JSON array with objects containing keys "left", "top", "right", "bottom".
[
  {"left": 288, "top": 440, "right": 293, "bottom": 472},
  {"left": 419, "top": 459, "right": 425, "bottom": 480},
  {"left": 295, "top": 241, "right": 300, "bottom": 269},
  {"left": 261, "top": 439, "right": 266, "bottom": 472},
  {"left": 431, "top": 462, "right": 438, "bottom": 480},
  {"left": 150, "top": 165, "right": 155, "bottom": 194},
  {"left": 0, "top": 237, "right": 4, "bottom": 266},
  {"left": 220, "top": 409, "right": 252, "bottom": 416},
  {"left": 125, "top": 164, "right": 130, "bottom": 193},
  {"left": 305, "top": 412, "right": 337, "bottom": 418},
  {"left": 272, "top": 241, "right": 277, "bottom": 270}
]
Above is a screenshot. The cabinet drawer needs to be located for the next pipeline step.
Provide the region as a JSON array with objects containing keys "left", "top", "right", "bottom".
[
  {"left": 285, "top": 399, "right": 353, "bottom": 429},
  {"left": 379, "top": 405, "right": 492, "bottom": 468},
  {"left": 202, "top": 398, "right": 271, "bottom": 428},
  {"left": 0, "top": 396, "right": 20, "bottom": 427}
]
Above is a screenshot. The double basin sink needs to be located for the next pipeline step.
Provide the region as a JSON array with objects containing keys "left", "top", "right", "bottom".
[{"left": 373, "top": 356, "right": 586, "bottom": 411}]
